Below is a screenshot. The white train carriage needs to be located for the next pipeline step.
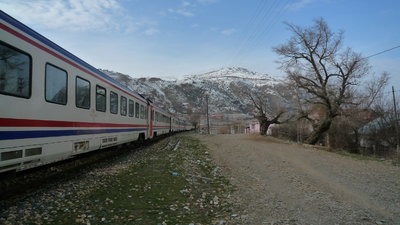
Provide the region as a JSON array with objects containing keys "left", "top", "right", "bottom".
[
  {"left": 151, "top": 105, "right": 173, "bottom": 136},
  {"left": 0, "top": 11, "right": 183, "bottom": 173}
]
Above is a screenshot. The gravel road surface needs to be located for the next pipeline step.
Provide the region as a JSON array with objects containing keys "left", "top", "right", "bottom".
[{"left": 196, "top": 134, "right": 400, "bottom": 225}]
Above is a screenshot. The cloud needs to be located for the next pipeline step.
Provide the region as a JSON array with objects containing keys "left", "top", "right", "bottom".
[
  {"left": 286, "top": 0, "right": 318, "bottom": 11},
  {"left": 167, "top": 8, "right": 195, "bottom": 17},
  {"left": 182, "top": 1, "right": 192, "bottom": 7},
  {"left": 167, "top": 0, "right": 219, "bottom": 17},
  {"left": 197, "top": 0, "right": 220, "bottom": 4},
  {"left": 167, "top": 1, "right": 197, "bottom": 17},
  {"left": 209, "top": 27, "right": 238, "bottom": 35},
  {"left": 210, "top": 27, "right": 219, "bottom": 32},
  {"left": 144, "top": 28, "right": 160, "bottom": 36},
  {"left": 221, "top": 28, "right": 238, "bottom": 36},
  {"left": 0, "top": 0, "right": 136, "bottom": 32}
]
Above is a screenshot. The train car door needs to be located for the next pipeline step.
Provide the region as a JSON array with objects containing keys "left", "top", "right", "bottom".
[
  {"left": 147, "top": 104, "right": 153, "bottom": 138},
  {"left": 169, "top": 117, "right": 172, "bottom": 133}
]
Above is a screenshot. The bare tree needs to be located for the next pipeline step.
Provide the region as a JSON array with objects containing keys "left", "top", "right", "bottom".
[
  {"left": 244, "top": 87, "right": 289, "bottom": 135},
  {"left": 361, "top": 72, "right": 390, "bottom": 109},
  {"left": 189, "top": 113, "right": 201, "bottom": 130},
  {"left": 326, "top": 74, "right": 390, "bottom": 150},
  {"left": 274, "top": 18, "right": 372, "bottom": 145}
]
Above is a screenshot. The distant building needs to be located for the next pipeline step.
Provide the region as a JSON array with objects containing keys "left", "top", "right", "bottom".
[
  {"left": 198, "top": 113, "right": 253, "bottom": 134},
  {"left": 244, "top": 120, "right": 275, "bottom": 135},
  {"left": 245, "top": 120, "right": 260, "bottom": 134}
]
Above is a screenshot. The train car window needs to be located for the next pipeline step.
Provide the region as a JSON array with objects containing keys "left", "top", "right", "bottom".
[
  {"left": 120, "top": 96, "right": 127, "bottom": 116},
  {"left": 129, "top": 100, "right": 134, "bottom": 117},
  {"left": 110, "top": 91, "right": 118, "bottom": 114},
  {"left": 96, "top": 85, "right": 106, "bottom": 112},
  {"left": 151, "top": 110, "right": 154, "bottom": 121},
  {"left": 140, "top": 105, "right": 145, "bottom": 119},
  {"left": 45, "top": 63, "right": 67, "bottom": 105},
  {"left": 76, "top": 77, "right": 90, "bottom": 109},
  {"left": 135, "top": 102, "right": 140, "bottom": 118},
  {"left": 0, "top": 42, "right": 31, "bottom": 98},
  {"left": 145, "top": 107, "right": 148, "bottom": 119}
]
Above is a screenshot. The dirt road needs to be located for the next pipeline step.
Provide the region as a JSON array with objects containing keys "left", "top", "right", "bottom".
[{"left": 196, "top": 134, "right": 400, "bottom": 225}]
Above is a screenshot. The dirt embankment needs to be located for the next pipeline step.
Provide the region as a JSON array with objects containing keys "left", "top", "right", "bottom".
[{"left": 196, "top": 134, "right": 400, "bottom": 225}]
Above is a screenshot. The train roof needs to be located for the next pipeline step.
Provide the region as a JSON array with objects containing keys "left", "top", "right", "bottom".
[{"left": 0, "top": 10, "right": 147, "bottom": 104}]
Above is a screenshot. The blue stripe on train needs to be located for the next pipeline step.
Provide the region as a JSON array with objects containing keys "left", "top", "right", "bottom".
[{"left": 0, "top": 128, "right": 147, "bottom": 140}]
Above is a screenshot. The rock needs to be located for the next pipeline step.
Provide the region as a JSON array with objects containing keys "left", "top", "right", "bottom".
[
  {"left": 213, "top": 196, "right": 219, "bottom": 205},
  {"left": 211, "top": 167, "right": 219, "bottom": 176},
  {"left": 217, "top": 220, "right": 226, "bottom": 224},
  {"left": 180, "top": 189, "right": 190, "bottom": 194}
]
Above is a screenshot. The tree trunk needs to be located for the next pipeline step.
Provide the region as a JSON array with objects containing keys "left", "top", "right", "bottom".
[
  {"left": 305, "top": 119, "right": 333, "bottom": 145},
  {"left": 353, "top": 128, "right": 360, "bottom": 154},
  {"left": 258, "top": 117, "right": 272, "bottom": 136}
]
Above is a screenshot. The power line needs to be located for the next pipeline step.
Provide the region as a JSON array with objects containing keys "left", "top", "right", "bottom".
[
  {"left": 246, "top": 0, "right": 290, "bottom": 53},
  {"left": 364, "top": 45, "right": 400, "bottom": 59},
  {"left": 227, "top": 0, "right": 290, "bottom": 66},
  {"left": 383, "top": 89, "right": 400, "bottom": 95},
  {"left": 227, "top": 0, "right": 273, "bottom": 65}
]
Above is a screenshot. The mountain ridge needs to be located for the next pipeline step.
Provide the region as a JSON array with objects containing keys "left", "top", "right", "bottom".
[{"left": 99, "top": 67, "right": 284, "bottom": 118}]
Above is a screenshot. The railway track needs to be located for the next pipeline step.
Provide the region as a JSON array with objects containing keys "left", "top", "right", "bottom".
[{"left": 0, "top": 134, "right": 175, "bottom": 203}]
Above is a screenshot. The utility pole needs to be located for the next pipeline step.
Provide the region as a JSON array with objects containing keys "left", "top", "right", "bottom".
[
  {"left": 205, "top": 94, "right": 210, "bottom": 134},
  {"left": 392, "top": 86, "right": 400, "bottom": 159}
]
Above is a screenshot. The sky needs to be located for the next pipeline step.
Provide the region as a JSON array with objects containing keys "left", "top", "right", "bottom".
[{"left": 1, "top": 0, "right": 399, "bottom": 87}]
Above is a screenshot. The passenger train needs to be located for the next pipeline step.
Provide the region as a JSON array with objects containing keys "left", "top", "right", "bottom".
[{"left": 0, "top": 11, "right": 192, "bottom": 173}]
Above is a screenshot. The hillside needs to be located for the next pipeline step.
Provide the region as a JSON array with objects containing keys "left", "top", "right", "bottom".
[{"left": 100, "top": 67, "right": 284, "bottom": 118}]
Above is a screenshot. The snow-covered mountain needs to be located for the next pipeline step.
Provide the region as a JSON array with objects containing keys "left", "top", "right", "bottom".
[
  {"left": 100, "top": 67, "right": 284, "bottom": 117},
  {"left": 182, "top": 67, "right": 280, "bottom": 86}
]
